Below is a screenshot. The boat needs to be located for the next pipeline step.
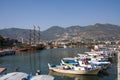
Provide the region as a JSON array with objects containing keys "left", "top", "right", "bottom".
[
  {"left": 77, "top": 53, "right": 111, "bottom": 70},
  {"left": 48, "top": 63, "right": 100, "bottom": 75},
  {"left": 62, "top": 55, "right": 110, "bottom": 70},
  {"left": 0, "top": 72, "right": 28, "bottom": 80},
  {"left": 49, "top": 70, "right": 99, "bottom": 80},
  {"left": 88, "top": 61, "right": 111, "bottom": 70},
  {"left": 61, "top": 59, "right": 106, "bottom": 72}
]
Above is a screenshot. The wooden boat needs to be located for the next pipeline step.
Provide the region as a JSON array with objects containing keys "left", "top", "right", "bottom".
[
  {"left": 49, "top": 70, "right": 99, "bottom": 80},
  {"left": 48, "top": 63, "right": 100, "bottom": 75}
]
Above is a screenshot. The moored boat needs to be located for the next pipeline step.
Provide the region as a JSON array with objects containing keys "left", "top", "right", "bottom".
[
  {"left": 48, "top": 63, "right": 100, "bottom": 75},
  {"left": 62, "top": 55, "right": 111, "bottom": 70},
  {"left": 49, "top": 70, "right": 99, "bottom": 80},
  {"left": 88, "top": 61, "right": 111, "bottom": 70}
]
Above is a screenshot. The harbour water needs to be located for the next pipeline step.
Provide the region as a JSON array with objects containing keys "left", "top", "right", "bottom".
[{"left": 0, "top": 48, "right": 117, "bottom": 80}]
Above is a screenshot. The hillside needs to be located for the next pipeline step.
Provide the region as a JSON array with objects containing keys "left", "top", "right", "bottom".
[{"left": 0, "top": 23, "right": 120, "bottom": 42}]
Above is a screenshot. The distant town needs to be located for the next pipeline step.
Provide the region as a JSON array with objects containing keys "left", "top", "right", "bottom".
[
  {"left": 0, "top": 23, "right": 120, "bottom": 51},
  {"left": 0, "top": 32, "right": 120, "bottom": 51}
]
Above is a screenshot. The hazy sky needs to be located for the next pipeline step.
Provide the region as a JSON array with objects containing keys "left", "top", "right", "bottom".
[{"left": 0, "top": 0, "right": 120, "bottom": 31}]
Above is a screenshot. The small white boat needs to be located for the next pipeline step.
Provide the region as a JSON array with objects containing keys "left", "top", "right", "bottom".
[
  {"left": 0, "top": 72, "right": 28, "bottom": 80},
  {"left": 61, "top": 59, "right": 102, "bottom": 71},
  {"left": 48, "top": 63, "right": 100, "bottom": 75},
  {"left": 31, "top": 75, "right": 54, "bottom": 80},
  {"left": 88, "top": 61, "right": 111, "bottom": 69}
]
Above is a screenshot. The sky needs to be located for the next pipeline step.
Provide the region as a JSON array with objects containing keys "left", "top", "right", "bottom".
[{"left": 0, "top": 0, "right": 120, "bottom": 31}]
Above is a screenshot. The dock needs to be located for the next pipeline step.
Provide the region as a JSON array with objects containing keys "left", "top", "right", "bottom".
[
  {"left": 118, "top": 52, "right": 120, "bottom": 80},
  {"left": 31, "top": 75, "right": 54, "bottom": 80},
  {"left": 0, "top": 72, "right": 28, "bottom": 80},
  {"left": 0, "top": 68, "right": 7, "bottom": 74},
  {"left": 0, "top": 49, "right": 15, "bottom": 57}
]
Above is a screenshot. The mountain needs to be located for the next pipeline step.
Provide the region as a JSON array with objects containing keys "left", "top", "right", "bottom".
[
  {"left": 41, "top": 26, "right": 65, "bottom": 40},
  {"left": 82, "top": 23, "right": 120, "bottom": 40},
  {"left": 0, "top": 23, "right": 120, "bottom": 42},
  {"left": 0, "top": 28, "right": 29, "bottom": 40}
]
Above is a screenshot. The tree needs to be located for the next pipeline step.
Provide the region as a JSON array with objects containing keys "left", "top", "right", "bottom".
[{"left": 0, "top": 35, "right": 4, "bottom": 48}]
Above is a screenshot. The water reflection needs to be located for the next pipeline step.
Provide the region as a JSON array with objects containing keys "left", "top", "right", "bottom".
[
  {"left": 49, "top": 70, "right": 99, "bottom": 80},
  {"left": 98, "top": 71, "right": 109, "bottom": 78}
]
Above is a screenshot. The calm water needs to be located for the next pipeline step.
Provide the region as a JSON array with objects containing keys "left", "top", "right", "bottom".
[{"left": 0, "top": 48, "right": 117, "bottom": 80}]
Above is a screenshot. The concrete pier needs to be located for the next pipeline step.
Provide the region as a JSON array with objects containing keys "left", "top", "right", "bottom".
[
  {"left": 118, "top": 52, "right": 120, "bottom": 80},
  {"left": 0, "top": 50, "right": 15, "bottom": 57}
]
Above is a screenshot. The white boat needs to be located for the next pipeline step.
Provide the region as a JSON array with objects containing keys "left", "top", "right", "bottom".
[
  {"left": 62, "top": 57, "right": 110, "bottom": 70},
  {"left": 62, "top": 53, "right": 111, "bottom": 70},
  {"left": 88, "top": 61, "right": 111, "bottom": 69},
  {"left": 0, "top": 72, "right": 28, "bottom": 80},
  {"left": 49, "top": 70, "right": 99, "bottom": 80},
  {"left": 61, "top": 59, "right": 102, "bottom": 71},
  {"left": 48, "top": 63, "right": 100, "bottom": 75}
]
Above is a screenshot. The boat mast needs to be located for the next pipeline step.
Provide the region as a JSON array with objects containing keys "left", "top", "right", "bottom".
[
  {"left": 33, "top": 25, "right": 36, "bottom": 45},
  {"left": 29, "top": 30, "right": 32, "bottom": 46},
  {"left": 38, "top": 26, "right": 40, "bottom": 44}
]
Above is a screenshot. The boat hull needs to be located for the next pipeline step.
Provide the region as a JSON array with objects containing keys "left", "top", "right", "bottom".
[{"left": 49, "top": 67, "right": 100, "bottom": 75}]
